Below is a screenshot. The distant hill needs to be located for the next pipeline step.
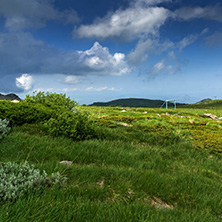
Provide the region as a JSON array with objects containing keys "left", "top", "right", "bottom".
[
  {"left": 90, "top": 98, "right": 186, "bottom": 108},
  {"left": 0, "top": 93, "right": 21, "bottom": 101},
  {"left": 197, "top": 98, "right": 212, "bottom": 103},
  {"left": 182, "top": 99, "right": 222, "bottom": 109}
]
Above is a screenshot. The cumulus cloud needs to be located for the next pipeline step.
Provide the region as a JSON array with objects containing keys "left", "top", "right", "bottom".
[
  {"left": 74, "top": 6, "right": 170, "bottom": 41},
  {"left": 64, "top": 76, "right": 80, "bottom": 84},
  {"left": 0, "top": 0, "right": 80, "bottom": 30},
  {"left": 16, "top": 74, "right": 34, "bottom": 91},
  {"left": 0, "top": 32, "right": 129, "bottom": 92},
  {"left": 174, "top": 6, "right": 222, "bottom": 22},
  {"left": 0, "top": 33, "right": 129, "bottom": 76}
]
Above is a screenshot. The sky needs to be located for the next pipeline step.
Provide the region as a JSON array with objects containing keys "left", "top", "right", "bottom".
[{"left": 0, "top": 0, "right": 222, "bottom": 104}]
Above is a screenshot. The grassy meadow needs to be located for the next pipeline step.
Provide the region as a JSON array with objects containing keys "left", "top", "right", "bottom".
[{"left": 1, "top": 98, "right": 222, "bottom": 221}]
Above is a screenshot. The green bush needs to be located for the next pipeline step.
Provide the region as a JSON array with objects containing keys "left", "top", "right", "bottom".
[
  {"left": 0, "top": 161, "right": 64, "bottom": 203},
  {"left": 0, "top": 92, "right": 95, "bottom": 141},
  {"left": 45, "top": 111, "right": 96, "bottom": 141},
  {"left": 24, "top": 91, "right": 78, "bottom": 112},
  {"left": 0, "top": 118, "right": 11, "bottom": 140},
  {"left": 0, "top": 101, "right": 54, "bottom": 125}
]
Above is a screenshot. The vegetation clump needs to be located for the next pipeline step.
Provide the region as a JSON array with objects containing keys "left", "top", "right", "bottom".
[
  {"left": 0, "top": 100, "right": 54, "bottom": 125},
  {"left": 45, "top": 111, "right": 96, "bottom": 141},
  {"left": 0, "top": 161, "right": 64, "bottom": 203},
  {"left": 0, "top": 118, "right": 11, "bottom": 140},
  {"left": 24, "top": 91, "right": 77, "bottom": 112},
  {"left": 0, "top": 92, "right": 96, "bottom": 141}
]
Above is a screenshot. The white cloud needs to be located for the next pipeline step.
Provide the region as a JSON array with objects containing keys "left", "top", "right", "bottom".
[
  {"left": 132, "top": 0, "right": 172, "bottom": 7},
  {"left": 128, "top": 38, "right": 174, "bottom": 65},
  {"left": 174, "top": 6, "right": 222, "bottom": 22},
  {"left": 128, "top": 39, "right": 153, "bottom": 65},
  {"left": 74, "top": 7, "right": 170, "bottom": 41},
  {"left": 178, "top": 28, "right": 208, "bottom": 51},
  {"left": 178, "top": 34, "right": 198, "bottom": 51},
  {"left": 152, "top": 60, "right": 166, "bottom": 74},
  {"left": 151, "top": 59, "right": 180, "bottom": 76},
  {"left": 34, "top": 87, "right": 78, "bottom": 93},
  {"left": 85, "top": 87, "right": 122, "bottom": 92},
  {"left": 78, "top": 42, "right": 130, "bottom": 75},
  {"left": 0, "top": 33, "right": 129, "bottom": 77},
  {"left": 16, "top": 74, "right": 34, "bottom": 91},
  {"left": 0, "top": 0, "right": 80, "bottom": 30},
  {"left": 61, "top": 88, "right": 78, "bottom": 92},
  {"left": 64, "top": 76, "right": 80, "bottom": 84}
]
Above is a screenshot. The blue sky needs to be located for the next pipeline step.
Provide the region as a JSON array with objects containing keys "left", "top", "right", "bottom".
[{"left": 0, "top": 0, "right": 222, "bottom": 104}]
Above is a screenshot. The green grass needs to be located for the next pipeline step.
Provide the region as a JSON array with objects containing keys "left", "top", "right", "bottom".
[
  {"left": 182, "top": 99, "right": 222, "bottom": 109},
  {"left": 1, "top": 106, "right": 222, "bottom": 221}
]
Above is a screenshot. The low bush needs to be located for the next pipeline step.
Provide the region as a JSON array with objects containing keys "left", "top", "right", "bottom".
[
  {"left": 0, "top": 92, "right": 96, "bottom": 141},
  {"left": 0, "top": 161, "right": 64, "bottom": 203},
  {"left": 24, "top": 91, "right": 77, "bottom": 113},
  {"left": 0, "top": 118, "right": 11, "bottom": 140},
  {"left": 0, "top": 101, "right": 54, "bottom": 125},
  {"left": 45, "top": 111, "right": 96, "bottom": 141}
]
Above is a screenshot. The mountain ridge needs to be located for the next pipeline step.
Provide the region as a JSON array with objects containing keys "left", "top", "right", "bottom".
[
  {"left": 0, "top": 93, "right": 21, "bottom": 101},
  {"left": 89, "top": 98, "right": 187, "bottom": 108}
]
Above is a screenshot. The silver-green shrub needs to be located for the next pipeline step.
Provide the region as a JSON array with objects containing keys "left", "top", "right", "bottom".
[
  {"left": 0, "top": 118, "right": 11, "bottom": 140},
  {"left": 0, "top": 161, "right": 65, "bottom": 203}
]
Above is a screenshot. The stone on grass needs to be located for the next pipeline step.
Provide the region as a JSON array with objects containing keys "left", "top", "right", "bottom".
[
  {"left": 59, "top": 161, "right": 73, "bottom": 165},
  {"left": 204, "top": 113, "right": 218, "bottom": 120}
]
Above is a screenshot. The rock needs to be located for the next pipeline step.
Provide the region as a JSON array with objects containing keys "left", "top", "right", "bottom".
[
  {"left": 97, "top": 179, "right": 105, "bottom": 188},
  {"left": 59, "top": 161, "right": 73, "bottom": 165},
  {"left": 150, "top": 197, "right": 174, "bottom": 210},
  {"left": 204, "top": 113, "right": 218, "bottom": 120},
  {"left": 116, "top": 122, "right": 133, "bottom": 127}
]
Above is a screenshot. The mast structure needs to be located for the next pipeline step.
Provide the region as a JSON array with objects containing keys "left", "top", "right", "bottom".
[{"left": 160, "top": 100, "right": 177, "bottom": 110}]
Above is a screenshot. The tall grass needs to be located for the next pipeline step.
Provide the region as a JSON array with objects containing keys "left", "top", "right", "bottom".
[{"left": 1, "top": 117, "right": 222, "bottom": 221}]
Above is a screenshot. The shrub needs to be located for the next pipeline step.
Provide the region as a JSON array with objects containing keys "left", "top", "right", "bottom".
[
  {"left": 24, "top": 91, "right": 78, "bottom": 112},
  {"left": 0, "top": 118, "right": 11, "bottom": 140},
  {"left": 0, "top": 161, "right": 64, "bottom": 203},
  {"left": 45, "top": 111, "right": 96, "bottom": 141},
  {"left": 0, "top": 101, "right": 54, "bottom": 125}
]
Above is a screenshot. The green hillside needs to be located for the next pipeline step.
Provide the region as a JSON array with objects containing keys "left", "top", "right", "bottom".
[
  {"left": 182, "top": 99, "right": 222, "bottom": 109},
  {"left": 90, "top": 98, "right": 186, "bottom": 108},
  {"left": 1, "top": 92, "right": 222, "bottom": 221}
]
